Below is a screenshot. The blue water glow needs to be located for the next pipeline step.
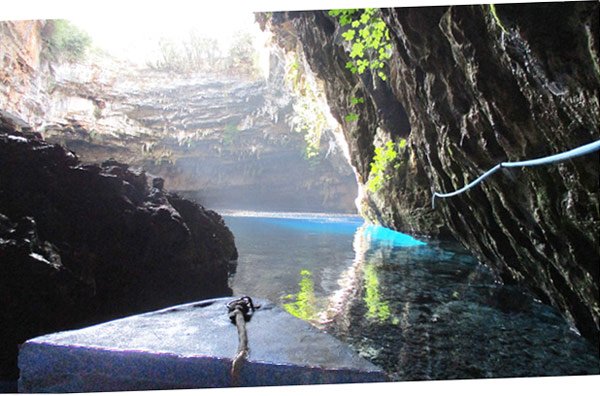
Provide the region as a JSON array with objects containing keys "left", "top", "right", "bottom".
[
  {"left": 255, "top": 215, "right": 364, "bottom": 235},
  {"left": 236, "top": 212, "right": 426, "bottom": 247},
  {"left": 361, "top": 224, "right": 426, "bottom": 248},
  {"left": 224, "top": 211, "right": 599, "bottom": 381}
]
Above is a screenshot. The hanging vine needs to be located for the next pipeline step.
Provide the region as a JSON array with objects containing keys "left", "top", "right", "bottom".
[{"left": 328, "top": 8, "right": 393, "bottom": 81}]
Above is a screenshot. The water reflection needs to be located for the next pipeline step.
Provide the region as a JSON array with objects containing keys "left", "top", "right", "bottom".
[
  {"left": 282, "top": 269, "right": 317, "bottom": 321},
  {"left": 325, "top": 221, "right": 599, "bottom": 380},
  {"left": 322, "top": 223, "right": 428, "bottom": 326},
  {"left": 360, "top": 225, "right": 423, "bottom": 325},
  {"left": 226, "top": 213, "right": 599, "bottom": 380},
  {"left": 363, "top": 263, "right": 392, "bottom": 323}
]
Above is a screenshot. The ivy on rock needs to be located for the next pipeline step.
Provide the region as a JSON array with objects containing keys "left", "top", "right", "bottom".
[
  {"left": 328, "top": 8, "right": 393, "bottom": 81},
  {"left": 368, "top": 139, "right": 407, "bottom": 193}
]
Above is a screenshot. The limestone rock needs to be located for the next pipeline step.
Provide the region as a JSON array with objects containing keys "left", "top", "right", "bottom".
[{"left": 259, "top": 2, "right": 599, "bottom": 346}]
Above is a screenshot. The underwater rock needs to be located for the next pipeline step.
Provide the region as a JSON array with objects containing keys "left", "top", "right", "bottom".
[
  {"left": 260, "top": 2, "right": 599, "bottom": 346},
  {"left": 0, "top": 112, "right": 237, "bottom": 381}
]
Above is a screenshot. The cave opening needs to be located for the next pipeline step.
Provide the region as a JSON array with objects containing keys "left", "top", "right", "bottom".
[
  {"left": 30, "top": 9, "right": 361, "bottom": 215},
  {"left": 2, "top": 1, "right": 599, "bottom": 390}
]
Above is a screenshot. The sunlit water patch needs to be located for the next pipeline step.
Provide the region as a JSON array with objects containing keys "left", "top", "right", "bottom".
[{"left": 224, "top": 212, "right": 599, "bottom": 380}]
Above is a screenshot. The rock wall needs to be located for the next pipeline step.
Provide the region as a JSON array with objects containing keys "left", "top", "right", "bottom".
[
  {"left": 0, "top": 111, "right": 237, "bottom": 380},
  {"left": 0, "top": 19, "right": 358, "bottom": 214},
  {"left": 43, "top": 62, "right": 357, "bottom": 213},
  {"left": 0, "top": 20, "right": 51, "bottom": 125},
  {"left": 260, "top": 2, "right": 599, "bottom": 346}
]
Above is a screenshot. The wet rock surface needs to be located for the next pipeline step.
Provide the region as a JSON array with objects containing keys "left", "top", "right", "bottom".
[
  {"left": 18, "top": 298, "right": 386, "bottom": 391},
  {"left": 0, "top": 113, "right": 237, "bottom": 381},
  {"left": 260, "top": 2, "right": 599, "bottom": 346}
]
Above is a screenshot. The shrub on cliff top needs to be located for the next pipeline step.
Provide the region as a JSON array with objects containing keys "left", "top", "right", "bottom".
[
  {"left": 42, "top": 20, "right": 91, "bottom": 63},
  {"left": 149, "top": 30, "right": 260, "bottom": 77}
]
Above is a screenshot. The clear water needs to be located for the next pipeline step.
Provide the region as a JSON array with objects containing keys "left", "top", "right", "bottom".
[{"left": 224, "top": 212, "right": 599, "bottom": 380}]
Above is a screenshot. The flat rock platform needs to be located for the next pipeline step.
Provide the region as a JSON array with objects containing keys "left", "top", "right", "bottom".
[{"left": 18, "top": 298, "right": 386, "bottom": 391}]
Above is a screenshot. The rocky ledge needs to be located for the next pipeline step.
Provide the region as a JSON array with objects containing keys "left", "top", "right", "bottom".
[
  {"left": 259, "top": 2, "right": 599, "bottom": 347},
  {"left": 0, "top": 110, "right": 237, "bottom": 381}
]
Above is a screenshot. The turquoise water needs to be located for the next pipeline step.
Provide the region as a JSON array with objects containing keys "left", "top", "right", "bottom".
[{"left": 224, "top": 212, "right": 599, "bottom": 380}]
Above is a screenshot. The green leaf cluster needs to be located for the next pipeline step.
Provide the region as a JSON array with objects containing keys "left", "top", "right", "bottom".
[
  {"left": 344, "top": 112, "right": 359, "bottom": 122},
  {"left": 42, "top": 20, "right": 91, "bottom": 63},
  {"left": 329, "top": 8, "right": 392, "bottom": 81},
  {"left": 344, "top": 96, "right": 365, "bottom": 122},
  {"left": 367, "top": 139, "right": 406, "bottom": 193},
  {"left": 350, "top": 96, "right": 365, "bottom": 106}
]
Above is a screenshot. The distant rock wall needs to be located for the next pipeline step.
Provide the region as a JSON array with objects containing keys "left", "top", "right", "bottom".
[
  {"left": 1, "top": 20, "right": 358, "bottom": 213},
  {"left": 0, "top": 19, "right": 358, "bottom": 214},
  {"left": 0, "top": 111, "right": 237, "bottom": 380},
  {"left": 260, "top": 2, "right": 599, "bottom": 346}
]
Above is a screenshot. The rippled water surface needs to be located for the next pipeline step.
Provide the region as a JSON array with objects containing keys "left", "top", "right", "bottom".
[{"left": 224, "top": 212, "right": 599, "bottom": 380}]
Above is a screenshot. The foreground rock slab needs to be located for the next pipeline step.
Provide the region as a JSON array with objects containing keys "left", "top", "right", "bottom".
[{"left": 18, "top": 298, "right": 386, "bottom": 391}]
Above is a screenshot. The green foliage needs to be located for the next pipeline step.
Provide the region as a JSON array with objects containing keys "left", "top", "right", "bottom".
[
  {"left": 222, "top": 123, "right": 240, "bottom": 146},
  {"left": 290, "top": 95, "right": 325, "bottom": 160},
  {"left": 350, "top": 96, "right": 365, "bottom": 106},
  {"left": 345, "top": 112, "right": 359, "bottom": 122},
  {"left": 345, "top": 96, "right": 365, "bottom": 122},
  {"left": 42, "top": 20, "right": 91, "bottom": 63},
  {"left": 152, "top": 34, "right": 221, "bottom": 74},
  {"left": 367, "top": 139, "right": 406, "bottom": 193},
  {"left": 285, "top": 53, "right": 328, "bottom": 161},
  {"left": 282, "top": 269, "right": 317, "bottom": 321},
  {"left": 226, "top": 31, "right": 260, "bottom": 77},
  {"left": 150, "top": 30, "right": 259, "bottom": 77},
  {"left": 328, "top": 8, "right": 392, "bottom": 81}
]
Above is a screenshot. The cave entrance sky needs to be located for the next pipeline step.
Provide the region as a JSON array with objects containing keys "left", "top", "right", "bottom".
[
  {"left": 62, "top": 5, "right": 272, "bottom": 79},
  {"left": 69, "top": 12, "right": 261, "bottom": 65},
  {"left": 0, "top": 0, "right": 517, "bottom": 61},
  {"left": 37, "top": 0, "right": 444, "bottom": 71}
]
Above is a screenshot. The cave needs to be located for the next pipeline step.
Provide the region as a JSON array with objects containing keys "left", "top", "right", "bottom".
[{"left": 0, "top": 0, "right": 598, "bottom": 392}]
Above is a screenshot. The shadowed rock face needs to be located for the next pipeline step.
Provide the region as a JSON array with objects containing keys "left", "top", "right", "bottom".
[
  {"left": 260, "top": 2, "right": 599, "bottom": 346},
  {"left": 0, "top": 111, "right": 237, "bottom": 380}
]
